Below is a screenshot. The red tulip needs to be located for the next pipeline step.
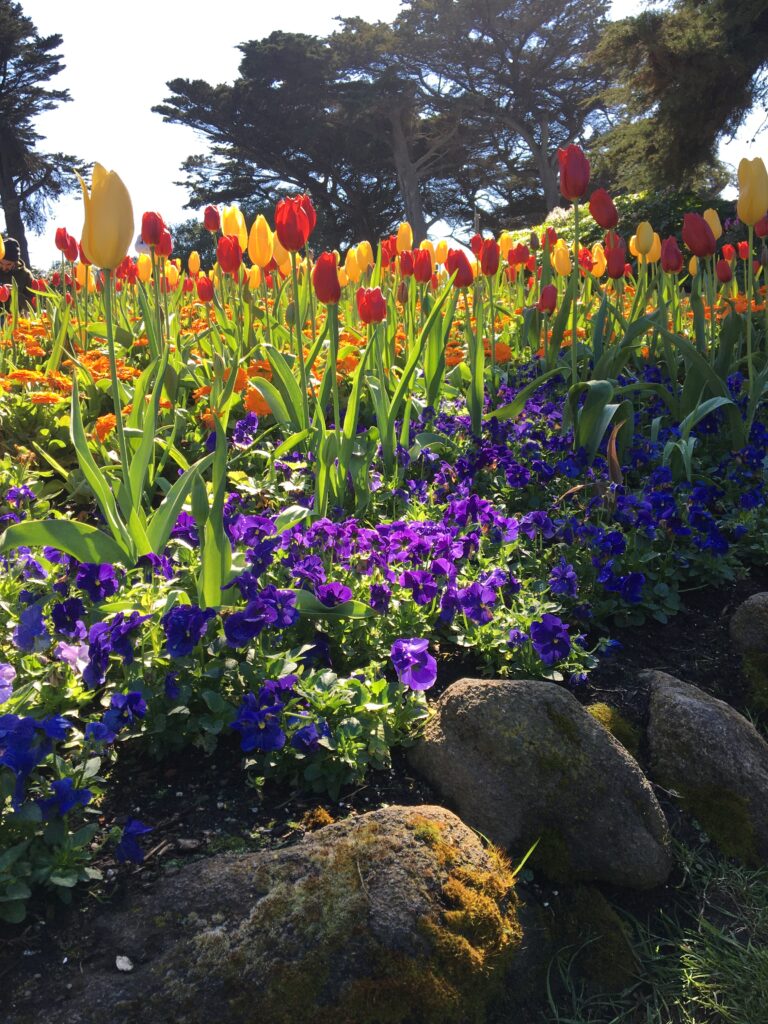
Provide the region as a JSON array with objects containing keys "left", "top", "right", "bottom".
[
  {"left": 721, "top": 243, "right": 736, "bottom": 262},
  {"left": 156, "top": 229, "right": 173, "bottom": 258},
  {"left": 588, "top": 189, "right": 618, "bottom": 230},
  {"left": 78, "top": 243, "right": 91, "bottom": 266},
  {"left": 64, "top": 235, "right": 79, "bottom": 262},
  {"left": 682, "top": 213, "right": 716, "bottom": 258},
  {"left": 480, "top": 238, "right": 500, "bottom": 276},
  {"left": 738, "top": 240, "right": 751, "bottom": 260},
  {"left": 716, "top": 259, "right": 733, "bottom": 283},
  {"left": 413, "top": 249, "right": 432, "bottom": 284},
  {"left": 203, "top": 205, "right": 220, "bottom": 232},
  {"left": 399, "top": 250, "right": 414, "bottom": 277},
  {"left": 216, "top": 235, "right": 242, "bottom": 275},
  {"left": 54, "top": 227, "right": 71, "bottom": 253},
  {"left": 311, "top": 251, "right": 341, "bottom": 305},
  {"left": 142, "top": 212, "right": 166, "bottom": 247},
  {"left": 275, "top": 195, "right": 313, "bottom": 252},
  {"left": 558, "top": 144, "right": 590, "bottom": 202},
  {"left": 509, "top": 243, "right": 530, "bottom": 267},
  {"left": 537, "top": 284, "right": 557, "bottom": 314},
  {"left": 196, "top": 276, "right": 214, "bottom": 302},
  {"left": 755, "top": 215, "right": 768, "bottom": 239},
  {"left": 606, "top": 236, "right": 627, "bottom": 279},
  {"left": 469, "top": 233, "right": 483, "bottom": 256},
  {"left": 182, "top": 275, "right": 195, "bottom": 293},
  {"left": 0, "top": 285, "right": 10, "bottom": 303},
  {"left": 299, "top": 194, "right": 317, "bottom": 234},
  {"left": 445, "top": 249, "right": 474, "bottom": 288},
  {"left": 660, "top": 236, "right": 683, "bottom": 274},
  {"left": 357, "top": 286, "right": 387, "bottom": 324}
]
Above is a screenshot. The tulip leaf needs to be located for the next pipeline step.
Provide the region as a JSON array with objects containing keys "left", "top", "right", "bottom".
[{"left": 0, "top": 520, "right": 130, "bottom": 566}]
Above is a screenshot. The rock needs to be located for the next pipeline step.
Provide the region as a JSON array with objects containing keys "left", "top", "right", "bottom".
[
  {"left": 408, "top": 679, "right": 671, "bottom": 889},
  {"left": 646, "top": 669, "right": 768, "bottom": 864},
  {"left": 36, "top": 806, "right": 534, "bottom": 1024},
  {"left": 729, "top": 592, "right": 768, "bottom": 654}
]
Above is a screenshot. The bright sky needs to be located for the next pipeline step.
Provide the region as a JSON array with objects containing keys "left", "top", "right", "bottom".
[{"left": 16, "top": 0, "right": 766, "bottom": 268}]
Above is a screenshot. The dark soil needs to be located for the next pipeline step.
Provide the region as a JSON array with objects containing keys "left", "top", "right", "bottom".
[{"left": 3, "top": 568, "right": 767, "bottom": 1021}]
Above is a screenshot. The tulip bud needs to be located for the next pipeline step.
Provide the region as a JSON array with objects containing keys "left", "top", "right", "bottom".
[
  {"left": 552, "top": 240, "right": 572, "bottom": 276},
  {"left": 755, "top": 215, "right": 768, "bottom": 239},
  {"left": 55, "top": 227, "right": 71, "bottom": 253},
  {"left": 221, "top": 205, "right": 247, "bottom": 253},
  {"left": 357, "top": 240, "right": 374, "bottom": 270},
  {"left": 188, "top": 251, "right": 201, "bottom": 276},
  {"left": 435, "top": 239, "right": 448, "bottom": 265},
  {"left": 0, "top": 285, "right": 10, "bottom": 303},
  {"left": 590, "top": 242, "right": 606, "bottom": 277},
  {"left": 635, "top": 222, "right": 654, "bottom": 256},
  {"left": 445, "top": 249, "right": 474, "bottom": 288},
  {"left": 469, "top": 233, "right": 483, "bottom": 256},
  {"left": 142, "top": 212, "right": 166, "bottom": 247},
  {"left": 248, "top": 266, "right": 262, "bottom": 290},
  {"left": 136, "top": 253, "right": 152, "bottom": 283},
  {"left": 413, "top": 249, "right": 433, "bottom": 284},
  {"left": 716, "top": 259, "right": 732, "bottom": 283},
  {"left": 197, "top": 276, "right": 214, "bottom": 302},
  {"left": 419, "top": 238, "right": 435, "bottom": 263},
  {"left": 721, "top": 243, "right": 736, "bottom": 263},
  {"left": 396, "top": 221, "right": 413, "bottom": 253},
  {"left": 537, "top": 284, "right": 557, "bottom": 314},
  {"left": 703, "top": 208, "right": 723, "bottom": 240},
  {"left": 203, "top": 205, "right": 221, "bottom": 232},
  {"left": 0, "top": 237, "right": 5, "bottom": 261},
  {"left": 688, "top": 255, "right": 699, "bottom": 276},
  {"left": 498, "top": 231, "right": 514, "bottom": 259},
  {"left": 399, "top": 250, "right": 415, "bottom": 277},
  {"left": 274, "top": 195, "right": 314, "bottom": 252},
  {"left": 248, "top": 214, "right": 274, "bottom": 268},
  {"left": 647, "top": 232, "right": 662, "bottom": 264},
  {"left": 183, "top": 275, "right": 195, "bottom": 293},
  {"left": 588, "top": 189, "right": 618, "bottom": 230},
  {"left": 738, "top": 240, "right": 751, "bottom": 259},
  {"left": 77, "top": 163, "right": 134, "bottom": 270},
  {"left": 166, "top": 264, "right": 180, "bottom": 288},
  {"left": 737, "top": 158, "right": 768, "bottom": 227},
  {"left": 217, "top": 235, "right": 242, "bottom": 275},
  {"left": 660, "top": 236, "right": 683, "bottom": 274},
  {"left": 357, "top": 286, "right": 387, "bottom": 324},
  {"left": 156, "top": 229, "right": 173, "bottom": 259},
  {"left": 312, "top": 251, "right": 341, "bottom": 304},
  {"left": 558, "top": 144, "right": 590, "bottom": 202},
  {"left": 480, "top": 237, "right": 500, "bottom": 276},
  {"left": 342, "top": 247, "right": 360, "bottom": 283}
]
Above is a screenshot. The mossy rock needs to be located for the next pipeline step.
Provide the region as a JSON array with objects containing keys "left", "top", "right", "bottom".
[
  {"left": 409, "top": 679, "right": 671, "bottom": 889},
  {"left": 552, "top": 886, "right": 638, "bottom": 993},
  {"left": 646, "top": 670, "right": 768, "bottom": 865},
  {"left": 742, "top": 652, "right": 768, "bottom": 715},
  {"left": 586, "top": 703, "right": 642, "bottom": 757},
  {"left": 32, "top": 807, "right": 530, "bottom": 1024}
]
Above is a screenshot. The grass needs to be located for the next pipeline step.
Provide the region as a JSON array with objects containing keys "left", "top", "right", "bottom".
[{"left": 542, "top": 843, "right": 768, "bottom": 1024}]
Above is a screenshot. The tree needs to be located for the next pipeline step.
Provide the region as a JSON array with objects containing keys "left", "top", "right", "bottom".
[
  {"left": 395, "top": 0, "right": 610, "bottom": 219},
  {"left": 593, "top": 0, "right": 768, "bottom": 193},
  {"left": 0, "top": 1, "right": 83, "bottom": 264}
]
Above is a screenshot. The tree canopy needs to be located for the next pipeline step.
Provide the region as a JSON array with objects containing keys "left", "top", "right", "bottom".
[{"left": 0, "top": 1, "right": 83, "bottom": 264}]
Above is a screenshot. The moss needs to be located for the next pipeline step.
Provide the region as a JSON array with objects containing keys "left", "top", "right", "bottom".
[
  {"left": 533, "top": 827, "right": 572, "bottom": 881},
  {"left": 586, "top": 703, "right": 642, "bottom": 757},
  {"left": 146, "top": 813, "right": 522, "bottom": 1024},
  {"left": 553, "top": 886, "right": 637, "bottom": 993},
  {"left": 679, "top": 785, "right": 760, "bottom": 865},
  {"left": 205, "top": 834, "right": 252, "bottom": 854},
  {"left": 742, "top": 652, "right": 768, "bottom": 714},
  {"left": 300, "top": 806, "right": 335, "bottom": 831},
  {"left": 545, "top": 706, "right": 582, "bottom": 747}
]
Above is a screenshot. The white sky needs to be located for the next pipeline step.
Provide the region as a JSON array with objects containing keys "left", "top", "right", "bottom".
[{"left": 15, "top": 0, "right": 767, "bottom": 268}]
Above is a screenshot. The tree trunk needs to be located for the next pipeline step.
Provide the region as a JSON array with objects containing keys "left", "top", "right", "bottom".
[
  {"left": 0, "top": 150, "right": 29, "bottom": 264},
  {"left": 389, "top": 110, "right": 428, "bottom": 244}
]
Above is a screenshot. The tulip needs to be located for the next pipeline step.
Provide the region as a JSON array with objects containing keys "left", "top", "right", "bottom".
[
  {"left": 682, "top": 213, "right": 716, "bottom": 258},
  {"left": 217, "top": 235, "right": 242, "bottom": 275},
  {"left": 396, "top": 221, "right": 413, "bottom": 253},
  {"left": 419, "top": 238, "right": 435, "bottom": 262},
  {"left": 688, "top": 256, "right": 699, "bottom": 276},
  {"left": 703, "top": 208, "right": 723, "bottom": 240},
  {"left": 136, "top": 253, "right": 152, "bottom": 283},
  {"left": 721, "top": 244, "right": 736, "bottom": 263},
  {"left": 271, "top": 233, "right": 291, "bottom": 273},
  {"left": 337, "top": 267, "right": 349, "bottom": 289},
  {"left": 312, "top": 251, "right": 341, "bottom": 304},
  {"left": 445, "top": 249, "right": 474, "bottom": 288},
  {"left": 635, "top": 222, "right": 654, "bottom": 256},
  {"left": 647, "top": 232, "right": 662, "bottom": 264},
  {"left": 660, "top": 236, "right": 683, "bottom": 273},
  {"left": 737, "top": 158, "right": 768, "bottom": 226},
  {"left": 469, "top": 233, "right": 483, "bottom": 256},
  {"left": 78, "top": 243, "right": 90, "bottom": 266},
  {"left": 0, "top": 284, "right": 10, "bottom": 302},
  {"left": 248, "top": 214, "right": 274, "bottom": 268},
  {"left": 413, "top": 248, "right": 433, "bottom": 284},
  {"left": 552, "top": 240, "right": 572, "bottom": 276},
  {"left": 357, "top": 286, "right": 387, "bottom": 324},
  {"left": 63, "top": 235, "right": 79, "bottom": 262},
  {"left": 166, "top": 264, "right": 180, "bottom": 289},
  {"left": 537, "top": 283, "right": 557, "bottom": 314},
  {"left": 588, "top": 189, "right": 618, "bottom": 230},
  {"left": 435, "top": 239, "right": 448, "bottom": 265},
  {"left": 197, "top": 276, "right": 214, "bottom": 302},
  {"left": 182, "top": 276, "right": 194, "bottom": 293},
  {"left": 0, "top": 237, "right": 5, "bottom": 261},
  {"left": 497, "top": 231, "right": 514, "bottom": 259},
  {"left": 558, "top": 144, "right": 590, "bottom": 202},
  {"left": 591, "top": 242, "right": 607, "bottom": 277},
  {"left": 55, "top": 227, "right": 71, "bottom": 253},
  {"left": 755, "top": 215, "right": 768, "bottom": 239},
  {"left": 357, "top": 240, "right": 374, "bottom": 270},
  {"left": 606, "top": 237, "right": 627, "bottom": 279},
  {"left": 480, "top": 238, "right": 500, "bottom": 276},
  {"left": 274, "top": 195, "right": 313, "bottom": 252},
  {"left": 155, "top": 229, "right": 173, "bottom": 259},
  {"left": 248, "top": 266, "right": 262, "bottom": 290},
  {"left": 399, "top": 250, "right": 414, "bottom": 277},
  {"left": 716, "top": 259, "right": 732, "bottom": 283},
  {"left": 738, "top": 240, "right": 751, "bottom": 259},
  {"left": 203, "top": 205, "right": 221, "bottom": 232},
  {"left": 142, "top": 212, "right": 165, "bottom": 247},
  {"left": 221, "top": 205, "right": 247, "bottom": 252},
  {"left": 188, "top": 250, "right": 201, "bottom": 276},
  {"left": 343, "top": 247, "right": 362, "bottom": 283},
  {"left": 77, "top": 163, "right": 134, "bottom": 270}
]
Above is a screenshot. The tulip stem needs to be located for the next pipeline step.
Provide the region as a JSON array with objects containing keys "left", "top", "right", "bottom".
[
  {"left": 103, "top": 270, "right": 130, "bottom": 484},
  {"left": 328, "top": 303, "right": 342, "bottom": 466},
  {"left": 570, "top": 202, "right": 580, "bottom": 386},
  {"left": 290, "top": 252, "right": 310, "bottom": 428},
  {"left": 488, "top": 274, "right": 497, "bottom": 405},
  {"left": 746, "top": 225, "right": 755, "bottom": 399}
]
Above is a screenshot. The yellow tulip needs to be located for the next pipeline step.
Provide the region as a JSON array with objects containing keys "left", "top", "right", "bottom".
[
  {"left": 688, "top": 255, "right": 699, "bottom": 276},
  {"left": 396, "top": 221, "right": 413, "bottom": 253},
  {"left": 737, "top": 157, "right": 768, "bottom": 226},
  {"left": 137, "top": 253, "right": 152, "bottom": 283},
  {"left": 703, "top": 208, "right": 723, "bottom": 240},
  {"left": 635, "top": 221, "right": 654, "bottom": 256},
  {"left": 419, "top": 238, "right": 435, "bottom": 259},
  {"left": 166, "top": 264, "right": 180, "bottom": 288},
  {"left": 357, "top": 240, "right": 374, "bottom": 269},
  {"left": 647, "top": 232, "right": 662, "bottom": 264},
  {"left": 77, "top": 162, "right": 134, "bottom": 270},
  {"left": 338, "top": 267, "right": 349, "bottom": 288},
  {"left": 552, "top": 240, "right": 572, "bottom": 276},
  {"left": 591, "top": 242, "right": 606, "bottom": 278},
  {"left": 272, "top": 233, "right": 290, "bottom": 270},
  {"left": 188, "top": 250, "right": 201, "bottom": 276},
  {"left": 629, "top": 234, "right": 639, "bottom": 258},
  {"left": 248, "top": 266, "right": 262, "bottom": 290},
  {"left": 344, "top": 247, "right": 362, "bottom": 283},
  {"left": 435, "top": 239, "right": 448, "bottom": 265},
  {"left": 498, "top": 231, "right": 514, "bottom": 259},
  {"left": 0, "top": 237, "right": 5, "bottom": 261},
  {"left": 248, "top": 214, "right": 273, "bottom": 268},
  {"left": 221, "top": 204, "right": 247, "bottom": 251}
]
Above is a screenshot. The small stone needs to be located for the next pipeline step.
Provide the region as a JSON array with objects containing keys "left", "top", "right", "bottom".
[
  {"left": 116, "top": 956, "right": 133, "bottom": 972},
  {"left": 730, "top": 592, "right": 768, "bottom": 654}
]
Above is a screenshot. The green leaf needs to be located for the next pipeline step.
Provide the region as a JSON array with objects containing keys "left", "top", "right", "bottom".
[
  {"left": 0, "top": 519, "right": 129, "bottom": 565},
  {"left": 146, "top": 452, "right": 214, "bottom": 555},
  {"left": 291, "top": 589, "right": 376, "bottom": 619},
  {"left": 485, "top": 367, "right": 566, "bottom": 422}
]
